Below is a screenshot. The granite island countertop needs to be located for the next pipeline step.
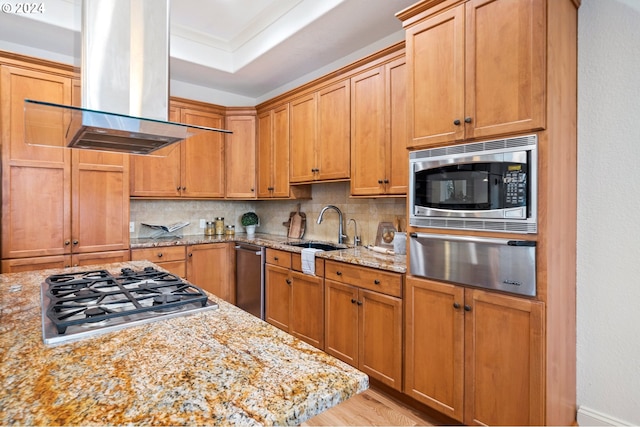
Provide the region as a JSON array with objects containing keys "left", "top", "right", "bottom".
[
  {"left": 131, "top": 233, "right": 407, "bottom": 274},
  {"left": 0, "top": 261, "right": 369, "bottom": 426}
]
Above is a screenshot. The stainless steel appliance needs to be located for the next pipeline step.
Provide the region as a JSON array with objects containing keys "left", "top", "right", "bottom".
[
  {"left": 235, "top": 243, "right": 265, "bottom": 319},
  {"left": 41, "top": 267, "right": 218, "bottom": 345},
  {"left": 410, "top": 233, "right": 537, "bottom": 297},
  {"left": 409, "top": 134, "right": 537, "bottom": 234}
]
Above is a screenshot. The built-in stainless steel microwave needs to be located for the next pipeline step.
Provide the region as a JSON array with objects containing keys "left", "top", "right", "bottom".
[{"left": 409, "top": 134, "right": 537, "bottom": 234}]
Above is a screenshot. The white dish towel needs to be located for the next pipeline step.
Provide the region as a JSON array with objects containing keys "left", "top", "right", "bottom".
[{"left": 301, "top": 248, "right": 323, "bottom": 275}]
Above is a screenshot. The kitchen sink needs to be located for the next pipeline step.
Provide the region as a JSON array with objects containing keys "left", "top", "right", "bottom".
[{"left": 286, "top": 242, "right": 347, "bottom": 251}]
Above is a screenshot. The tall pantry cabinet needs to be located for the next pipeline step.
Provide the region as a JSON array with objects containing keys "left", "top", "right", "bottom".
[
  {"left": 399, "top": 0, "right": 578, "bottom": 425},
  {"left": 1, "top": 53, "right": 130, "bottom": 273}
]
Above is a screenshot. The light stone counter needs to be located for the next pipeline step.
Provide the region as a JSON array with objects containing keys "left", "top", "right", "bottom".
[
  {"left": 131, "top": 233, "right": 407, "bottom": 274},
  {"left": 0, "top": 261, "right": 368, "bottom": 426}
]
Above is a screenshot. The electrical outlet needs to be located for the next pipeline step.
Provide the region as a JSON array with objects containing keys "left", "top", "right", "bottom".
[
  {"left": 129, "top": 222, "right": 135, "bottom": 233},
  {"left": 199, "top": 219, "right": 206, "bottom": 229}
]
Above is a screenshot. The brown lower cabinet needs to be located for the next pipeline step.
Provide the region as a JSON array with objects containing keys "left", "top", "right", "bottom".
[
  {"left": 324, "top": 260, "right": 403, "bottom": 391},
  {"left": 186, "top": 243, "right": 235, "bottom": 304},
  {"left": 131, "top": 246, "right": 186, "bottom": 278},
  {"left": 264, "top": 249, "right": 324, "bottom": 349},
  {"left": 405, "top": 276, "right": 544, "bottom": 425},
  {"left": 1, "top": 250, "right": 130, "bottom": 273}
]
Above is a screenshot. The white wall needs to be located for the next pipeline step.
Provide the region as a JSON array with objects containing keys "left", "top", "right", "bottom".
[{"left": 577, "top": 1, "right": 640, "bottom": 425}]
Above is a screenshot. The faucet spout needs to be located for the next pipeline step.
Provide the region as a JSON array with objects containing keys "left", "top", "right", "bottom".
[{"left": 317, "top": 205, "right": 346, "bottom": 244}]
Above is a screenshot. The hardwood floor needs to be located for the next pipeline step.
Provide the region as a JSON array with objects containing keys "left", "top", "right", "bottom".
[{"left": 302, "top": 387, "right": 439, "bottom": 426}]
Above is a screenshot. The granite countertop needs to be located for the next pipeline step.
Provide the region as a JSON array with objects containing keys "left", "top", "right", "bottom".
[
  {"left": 131, "top": 233, "right": 407, "bottom": 274},
  {"left": 0, "top": 261, "right": 369, "bottom": 426}
]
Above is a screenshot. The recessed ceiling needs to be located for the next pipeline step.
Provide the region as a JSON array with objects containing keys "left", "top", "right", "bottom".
[{"left": 0, "top": 0, "right": 415, "bottom": 103}]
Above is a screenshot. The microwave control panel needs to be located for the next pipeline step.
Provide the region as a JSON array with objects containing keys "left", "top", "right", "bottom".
[{"left": 504, "top": 167, "right": 527, "bottom": 207}]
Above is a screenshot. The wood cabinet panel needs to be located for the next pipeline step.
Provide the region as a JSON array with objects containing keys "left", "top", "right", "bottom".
[
  {"left": 324, "top": 279, "right": 359, "bottom": 366},
  {"left": 265, "top": 248, "right": 291, "bottom": 269},
  {"left": 131, "top": 246, "right": 186, "bottom": 277},
  {"left": 265, "top": 263, "right": 292, "bottom": 331},
  {"left": 186, "top": 243, "right": 234, "bottom": 303},
  {"left": 258, "top": 104, "right": 294, "bottom": 198},
  {"left": 386, "top": 58, "right": 409, "bottom": 195},
  {"left": 325, "top": 260, "right": 402, "bottom": 297},
  {"left": 71, "top": 250, "right": 130, "bottom": 267},
  {"left": 289, "top": 94, "right": 317, "bottom": 183},
  {"left": 225, "top": 113, "right": 257, "bottom": 198},
  {"left": 290, "top": 270, "right": 324, "bottom": 349}
]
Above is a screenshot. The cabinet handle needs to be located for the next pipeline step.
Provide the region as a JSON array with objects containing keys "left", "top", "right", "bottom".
[
  {"left": 378, "top": 179, "right": 383, "bottom": 184},
  {"left": 357, "top": 301, "right": 363, "bottom": 306},
  {"left": 177, "top": 186, "right": 181, "bottom": 191},
  {"left": 464, "top": 117, "right": 472, "bottom": 124},
  {"left": 64, "top": 240, "right": 70, "bottom": 246},
  {"left": 268, "top": 186, "right": 274, "bottom": 191},
  {"left": 188, "top": 253, "right": 193, "bottom": 257},
  {"left": 383, "top": 179, "right": 389, "bottom": 184},
  {"left": 274, "top": 256, "right": 279, "bottom": 261},
  {"left": 286, "top": 279, "right": 292, "bottom": 285},
  {"left": 336, "top": 271, "right": 342, "bottom": 276},
  {"left": 250, "top": 188, "right": 254, "bottom": 192},
  {"left": 453, "top": 302, "right": 461, "bottom": 309},
  {"left": 351, "top": 298, "right": 357, "bottom": 304},
  {"left": 73, "top": 240, "right": 79, "bottom": 245},
  {"left": 464, "top": 304, "right": 472, "bottom": 312},
  {"left": 157, "top": 253, "right": 163, "bottom": 258},
  {"left": 373, "top": 279, "right": 380, "bottom": 285},
  {"left": 453, "top": 119, "right": 461, "bottom": 126},
  {"left": 182, "top": 187, "right": 186, "bottom": 191}
]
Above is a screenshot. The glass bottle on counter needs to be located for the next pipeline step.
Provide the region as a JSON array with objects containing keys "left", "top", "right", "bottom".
[
  {"left": 225, "top": 225, "right": 235, "bottom": 236},
  {"left": 205, "top": 221, "right": 215, "bottom": 236},
  {"left": 215, "top": 217, "right": 225, "bottom": 235}
]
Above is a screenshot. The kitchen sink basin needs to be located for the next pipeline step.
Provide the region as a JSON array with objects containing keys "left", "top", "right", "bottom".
[{"left": 286, "top": 242, "right": 347, "bottom": 251}]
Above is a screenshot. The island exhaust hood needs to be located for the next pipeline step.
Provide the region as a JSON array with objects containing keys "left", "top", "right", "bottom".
[{"left": 24, "top": 0, "right": 230, "bottom": 155}]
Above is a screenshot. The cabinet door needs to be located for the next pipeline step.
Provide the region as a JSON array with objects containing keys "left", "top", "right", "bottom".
[
  {"left": 180, "top": 109, "right": 225, "bottom": 198},
  {"left": 72, "top": 149, "right": 129, "bottom": 253},
  {"left": 225, "top": 114, "right": 256, "bottom": 198},
  {"left": 350, "top": 66, "right": 386, "bottom": 196},
  {"left": 386, "top": 58, "right": 408, "bottom": 195},
  {"left": 290, "top": 270, "right": 324, "bottom": 349},
  {"left": 317, "top": 80, "right": 350, "bottom": 181},
  {"left": 271, "top": 104, "right": 290, "bottom": 197},
  {"left": 464, "top": 0, "right": 546, "bottom": 140},
  {"left": 265, "top": 263, "right": 291, "bottom": 332},
  {"left": 405, "top": 276, "right": 464, "bottom": 421},
  {"left": 464, "top": 289, "right": 544, "bottom": 426},
  {"left": 129, "top": 106, "right": 182, "bottom": 197},
  {"left": 359, "top": 288, "right": 403, "bottom": 391},
  {"left": 406, "top": 5, "right": 465, "bottom": 147},
  {"left": 324, "top": 279, "right": 359, "bottom": 366},
  {"left": 1, "top": 65, "right": 72, "bottom": 259},
  {"left": 72, "top": 250, "right": 130, "bottom": 267},
  {"left": 187, "top": 243, "right": 234, "bottom": 303},
  {"left": 257, "top": 110, "right": 273, "bottom": 198},
  {"left": 289, "top": 94, "right": 317, "bottom": 183},
  {"left": 1, "top": 255, "right": 70, "bottom": 273}
]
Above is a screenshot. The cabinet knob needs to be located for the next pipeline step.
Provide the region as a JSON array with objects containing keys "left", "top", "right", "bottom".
[
  {"left": 182, "top": 187, "right": 186, "bottom": 191},
  {"left": 274, "top": 256, "right": 279, "bottom": 261},
  {"left": 286, "top": 278, "right": 292, "bottom": 285},
  {"left": 464, "top": 117, "right": 472, "bottom": 124},
  {"left": 157, "top": 253, "right": 163, "bottom": 258},
  {"left": 188, "top": 253, "right": 193, "bottom": 257},
  {"left": 176, "top": 186, "right": 181, "bottom": 191},
  {"left": 464, "top": 304, "right": 472, "bottom": 312},
  {"left": 383, "top": 179, "right": 389, "bottom": 184},
  {"left": 357, "top": 301, "right": 363, "bottom": 306},
  {"left": 64, "top": 240, "right": 70, "bottom": 246},
  {"left": 351, "top": 298, "right": 357, "bottom": 304},
  {"left": 453, "top": 302, "right": 461, "bottom": 309},
  {"left": 373, "top": 279, "right": 380, "bottom": 285},
  {"left": 453, "top": 119, "right": 461, "bottom": 126},
  {"left": 73, "top": 240, "right": 79, "bottom": 245},
  {"left": 378, "top": 179, "right": 383, "bottom": 184},
  {"left": 251, "top": 188, "right": 254, "bottom": 192},
  {"left": 336, "top": 271, "right": 342, "bottom": 276}
]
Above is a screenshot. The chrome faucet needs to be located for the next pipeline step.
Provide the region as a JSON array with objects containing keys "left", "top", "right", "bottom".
[
  {"left": 348, "top": 218, "right": 361, "bottom": 246},
  {"left": 317, "top": 205, "right": 346, "bottom": 244}
]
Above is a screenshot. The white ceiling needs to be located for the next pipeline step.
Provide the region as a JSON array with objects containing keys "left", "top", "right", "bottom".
[{"left": 0, "top": 0, "right": 415, "bottom": 103}]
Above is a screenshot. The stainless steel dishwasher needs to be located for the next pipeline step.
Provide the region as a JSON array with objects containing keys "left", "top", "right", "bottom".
[{"left": 234, "top": 243, "right": 265, "bottom": 319}]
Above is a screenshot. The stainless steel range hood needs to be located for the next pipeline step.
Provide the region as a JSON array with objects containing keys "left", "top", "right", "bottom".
[{"left": 24, "top": 0, "right": 230, "bottom": 155}]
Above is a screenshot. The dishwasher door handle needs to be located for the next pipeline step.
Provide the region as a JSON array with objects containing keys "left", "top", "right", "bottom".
[{"left": 235, "top": 246, "right": 263, "bottom": 256}]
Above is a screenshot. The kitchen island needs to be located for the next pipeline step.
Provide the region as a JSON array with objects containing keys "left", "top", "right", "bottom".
[{"left": 0, "top": 261, "right": 368, "bottom": 426}]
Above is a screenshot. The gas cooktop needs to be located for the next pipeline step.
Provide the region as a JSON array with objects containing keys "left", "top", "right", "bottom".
[{"left": 41, "top": 267, "right": 218, "bottom": 345}]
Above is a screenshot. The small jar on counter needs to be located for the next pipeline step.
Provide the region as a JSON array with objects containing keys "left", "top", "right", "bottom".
[
  {"left": 204, "top": 221, "right": 215, "bottom": 236},
  {"left": 214, "top": 217, "right": 225, "bottom": 235},
  {"left": 225, "top": 225, "right": 235, "bottom": 236}
]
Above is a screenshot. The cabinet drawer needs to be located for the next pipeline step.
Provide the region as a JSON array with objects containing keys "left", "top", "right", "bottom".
[
  {"left": 131, "top": 246, "right": 186, "bottom": 263},
  {"left": 265, "top": 248, "right": 292, "bottom": 268},
  {"left": 291, "top": 253, "right": 325, "bottom": 277},
  {"left": 325, "top": 260, "right": 402, "bottom": 298}
]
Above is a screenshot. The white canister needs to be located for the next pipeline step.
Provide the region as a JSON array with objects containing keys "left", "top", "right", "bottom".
[{"left": 393, "top": 232, "right": 406, "bottom": 255}]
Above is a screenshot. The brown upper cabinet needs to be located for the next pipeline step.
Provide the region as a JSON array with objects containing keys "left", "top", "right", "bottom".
[
  {"left": 1, "top": 61, "right": 129, "bottom": 268},
  {"left": 402, "top": 0, "right": 546, "bottom": 148},
  {"left": 350, "top": 57, "right": 408, "bottom": 196},
  {"left": 225, "top": 109, "right": 257, "bottom": 199},
  {"left": 130, "top": 99, "right": 225, "bottom": 198},
  {"left": 289, "top": 80, "right": 350, "bottom": 183}
]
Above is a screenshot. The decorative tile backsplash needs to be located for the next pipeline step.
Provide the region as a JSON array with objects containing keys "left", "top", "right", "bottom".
[{"left": 130, "top": 182, "right": 406, "bottom": 246}]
